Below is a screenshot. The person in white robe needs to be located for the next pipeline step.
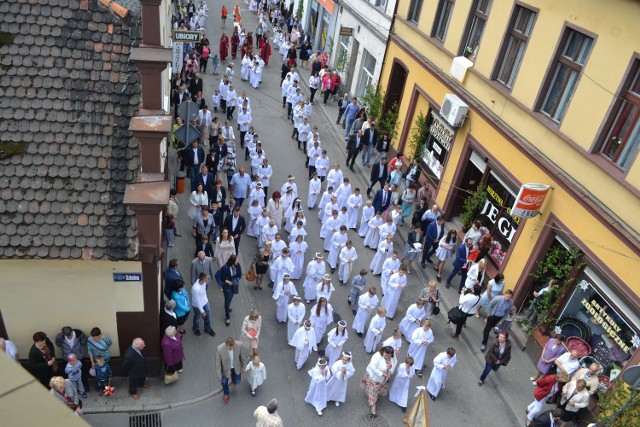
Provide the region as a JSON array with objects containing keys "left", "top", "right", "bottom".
[
  {"left": 292, "top": 320, "right": 317, "bottom": 370},
  {"left": 316, "top": 188, "right": 333, "bottom": 221},
  {"left": 426, "top": 348, "right": 457, "bottom": 401},
  {"left": 321, "top": 213, "right": 341, "bottom": 252},
  {"left": 289, "top": 235, "right": 308, "bottom": 279},
  {"left": 358, "top": 201, "right": 375, "bottom": 237},
  {"left": 271, "top": 235, "right": 287, "bottom": 259},
  {"left": 388, "top": 357, "right": 416, "bottom": 411},
  {"left": 309, "top": 298, "right": 333, "bottom": 344},
  {"left": 337, "top": 208, "right": 349, "bottom": 229},
  {"left": 280, "top": 177, "right": 298, "bottom": 200},
  {"left": 304, "top": 358, "right": 331, "bottom": 416},
  {"left": 346, "top": 190, "right": 363, "bottom": 230},
  {"left": 321, "top": 198, "right": 339, "bottom": 225},
  {"left": 324, "top": 321, "right": 348, "bottom": 367},
  {"left": 303, "top": 254, "right": 325, "bottom": 303},
  {"left": 370, "top": 234, "right": 394, "bottom": 275},
  {"left": 250, "top": 59, "right": 263, "bottom": 88},
  {"left": 378, "top": 217, "right": 397, "bottom": 243},
  {"left": 287, "top": 297, "right": 306, "bottom": 345},
  {"left": 391, "top": 205, "right": 403, "bottom": 226},
  {"left": 260, "top": 220, "right": 278, "bottom": 249},
  {"left": 380, "top": 267, "right": 407, "bottom": 319},
  {"left": 245, "top": 355, "right": 267, "bottom": 396},
  {"left": 380, "top": 252, "right": 400, "bottom": 295},
  {"left": 399, "top": 300, "right": 427, "bottom": 342},
  {"left": 382, "top": 328, "right": 403, "bottom": 357},
  {"left": 326, "top": 164, "right": 343, "bottom": 192},
  {"left": 407, "top": 319, "right": 434, "bottom": 377},
  {"left": 338, "top": 240, "right": 357, "bottom": 285},
  {"left": 307, "top": 174, "right": 322, "bottom": 209},
  {"left": 287, "top": 210, "right": 306, "bottom": 235},
  {"left": 315, "top": 275, "right": 335, "bottom": 302},
  {"left": 334, "top": 179, "right": 352, "bottom": 210},
  {"left": 328, "top": 227, "right": 348, "bottom": 272},
  {"left": 272, "top": 274, "right": 298, "bottom": 323},
  {"left": 247, "top": 201, "right": 263, "bottom": 238},
  {"left": 241, "top": 54, "right": 252, "bottom": 81},
  {"left": 352, "top": 288, "right": 379, "bottom": 335},
  {"left": 363, "top": 213, "right": 383, "bottom": 248},
  {"left": 326, "top": 352, "right": 355, "bottom": 407},
  {"left": 255, "top": 211, "right": 271, "bottom": 246},
  {"left": 248, "top": 183, "right": 266, "bottom": 208},
  {"left": 364, "top": 307, "right": 387, "bottom": 353},
  {"left": 270, "top": 248, "right": 294, "bottom": 285},
  {"left": 288, "top": 221, "right": 307, "bottom": 243}
]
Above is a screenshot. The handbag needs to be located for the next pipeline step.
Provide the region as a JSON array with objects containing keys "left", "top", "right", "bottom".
[
  {"left": 432, "top": 303, "right": 440, "bottom": 316},
  {"left": 447, "top": 306, "right": 466, "bottom": 324},
  {"left": 245, "top": 264, "right": 256, "bottom": 281},
  {"left": 164, "top": 371, "right": 179, "bottom": 385}
]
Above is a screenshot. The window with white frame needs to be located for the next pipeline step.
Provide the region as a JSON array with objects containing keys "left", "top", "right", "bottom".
[{"left": 356, "top": 49, "right": 376, "bottom": 97}]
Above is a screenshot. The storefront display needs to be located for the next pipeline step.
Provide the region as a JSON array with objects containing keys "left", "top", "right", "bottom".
[
  {"left": 556, "top": 269, "right": 640, "bottom": 372},
  {"left": 421, "top": 112, "right": 454, "bottom": 182}
]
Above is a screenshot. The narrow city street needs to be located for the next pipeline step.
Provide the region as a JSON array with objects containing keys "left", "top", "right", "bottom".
[{"left": 85, "top": 2, "right": 531, "bottom": 426}]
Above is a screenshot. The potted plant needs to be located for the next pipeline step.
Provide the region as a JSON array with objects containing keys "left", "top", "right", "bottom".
[{"left": 459, "top": 184, "right": 486, "bottom": 232}]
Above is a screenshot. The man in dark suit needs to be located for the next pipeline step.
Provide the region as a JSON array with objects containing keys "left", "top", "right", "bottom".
[
  {"left": 372, "top": 183, "right": 393, "bottom": 213},
  {"left": 449, "top": 238, "right": 472, "bottom": 290},
  {"left": 171, "top": 84, "right": 189, "bottom": 117},
  {"left": 366, "top": 157, "right": 388, "bottom": 197},
  {"left": 212, "top": 137, "right": 228, "bottom": 171},
  {"left": 189, "top": 73, "right": 203, "bottom": 97},
  {"left": 164, "top": 258, "right": 183, "bottom": 300},
  {"left": 374, "top": 131, "right": 391, "bottom": 165},
  {"left": 345, "top": 130, "right": 363, "bottom": 171},
  {"left": 421, "top": 216, "right": 446, "bottom": 267},
  {"left": 122, "top": 338, "right": 148, "bottom": 400},
  {"left": 184, "top": 140, "right": 206, "bottom": 188},
  {"left": 195, "top": 164, "right": 216, "bottom": 201},
  {"left": 530, "top": 408, "right": 563, "bottom": 427},
  {"left": 361, "top": 122, "right": 379, "bottom": 167},
  {"left": 223, "top": 206, "right": 246, "bottom": 253}
]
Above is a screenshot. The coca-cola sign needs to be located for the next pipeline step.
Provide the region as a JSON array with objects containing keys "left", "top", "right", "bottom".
[{"left": 511, "top": 183, "right": 551, "bottom": 219}]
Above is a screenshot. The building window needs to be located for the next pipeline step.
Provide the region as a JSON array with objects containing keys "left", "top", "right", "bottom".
[
  {"left": 538, "top": 28, "right": 594, "bottom": 123},
  {"left": 407, "top": 0, "right": 423, "bottom": 23},
  {"left": 460, "top": 0, "right": 492, "bottom": 61},
  {"left": 432, "top": 0, "right": 454, "bottom": 42},
  {"left": 598, "top": 59, "right": 640, "bottom": 169},
  {"left": 356, "top": 49, "right": 376, "bottom": 97},
  {"left": 374, "top": 0, "right": 387, "bottom": 8},
  {"left": 494, "top": 5, "right": 535, "bottom": 88}
]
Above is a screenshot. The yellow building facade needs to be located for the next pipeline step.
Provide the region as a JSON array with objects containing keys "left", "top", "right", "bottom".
[{"left": 381, "top": 0, "right": 640, "bottom": 367}]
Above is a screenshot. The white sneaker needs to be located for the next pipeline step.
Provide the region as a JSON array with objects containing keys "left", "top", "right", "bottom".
[
  {"left": 335, "top": 402, "right": 340, "bottom": 407},
  {"left": 317, "top": 411, "right": 323, "bottom": 416}
]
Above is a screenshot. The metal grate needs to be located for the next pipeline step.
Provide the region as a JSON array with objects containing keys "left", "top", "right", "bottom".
[
  {"left": 130, "top": 413, "right": 161, "bottom": 427},
  {"left": 359, "top": 414, "right": 391, "bottom": 426}
]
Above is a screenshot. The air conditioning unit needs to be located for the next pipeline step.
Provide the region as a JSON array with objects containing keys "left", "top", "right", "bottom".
[{"left": 440, "top": 94, "right": 468, "bottom": 127}]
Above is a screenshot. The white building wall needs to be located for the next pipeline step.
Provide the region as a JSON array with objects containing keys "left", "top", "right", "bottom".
[{"left": 329, "top": 0, "right": 395, "bottom": 97}]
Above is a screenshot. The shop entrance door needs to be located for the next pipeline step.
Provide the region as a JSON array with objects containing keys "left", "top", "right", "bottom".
[{"left": 449, "top": 160, "right": 484, "bottom": 217}]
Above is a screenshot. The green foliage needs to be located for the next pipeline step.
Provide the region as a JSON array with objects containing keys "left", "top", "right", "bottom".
[
  {"left": 295, "top": 0, "right": 304, "bottom": 21},
  {"left": 597, "top": 380, "right": 640, "bottom": 427},
  {"left": 408, "top": 111, "right": 429, "bottom": 161},
  {"left": 360, "top": 84, "right": 399, "bottom": 141},
  {"left": 0, "top": 141, "right": 27, "bottom": 160},
  {"left": 460, "top": 184, "right": 486, "bottom": 231},
  {"left": 335, "top": 47, "right": 349, "bottom": 73}
]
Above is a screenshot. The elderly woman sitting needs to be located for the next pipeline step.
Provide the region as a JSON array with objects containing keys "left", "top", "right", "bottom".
[{"left": 49, "top": 376, "right": 83, "bottom": 416}]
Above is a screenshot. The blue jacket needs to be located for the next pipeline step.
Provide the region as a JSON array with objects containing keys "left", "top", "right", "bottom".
[
  {"left": 452, "top": 243, "right": 469, "bottom": 269},
  {"left": 164, "top": 267, "right": 184, "bottom": 299},
  {"left": 426, "top": 221, "right": 445, "bottom": 246},
  {"left": 171, "top": 288, "right": 191, "bottom": 317}
]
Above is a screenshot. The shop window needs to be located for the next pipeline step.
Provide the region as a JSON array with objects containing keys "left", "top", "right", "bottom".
[
  {"left": 459, "top": 0, "right": 492, "bottom": 61},
  {"left": 432, "top": 0, "right": 455, "bottom": 42},
  {"left": 476, "top": 171, "right": 521, "bottom": 266},
  {"left": 421, "top": 112, "right": 454, "bottom": 183},
  {"left": 538, "top": 28, "right": 594, "bottom": 123},
  {"left": 356, "top": 49, "right": 376, "bottom": 97},
  {"left": 557, "top": 271, "right": 639, "bottom": 371},
  {"left": 493, "top": 5, "right": 536, "bottom": 89},
  {"left": 598, "top": 59, "right": 640, "bottom": 170},
  {"left": 407, "top": 0, "right": 423, "bottom": 23}
]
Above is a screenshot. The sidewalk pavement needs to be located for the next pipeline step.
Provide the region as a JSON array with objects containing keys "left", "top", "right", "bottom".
[{"left": 83, "top": 6, "right": 545, "bottom": 424}]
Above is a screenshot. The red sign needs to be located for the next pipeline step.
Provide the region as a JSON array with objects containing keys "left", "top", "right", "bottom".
[
  {"left": 511, "top": 183, "right": 551, "bottom": 219},
  {"left": 318, "top": 0, "right": 335, "bottom": 15}
]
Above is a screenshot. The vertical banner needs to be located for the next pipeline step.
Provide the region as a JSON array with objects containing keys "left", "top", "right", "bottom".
[
  {"left": 173, "top": 42, "right": 184, "bottom": 73},
  {"left": 511, "top": 183, "right": 551, "bottom": 219}
]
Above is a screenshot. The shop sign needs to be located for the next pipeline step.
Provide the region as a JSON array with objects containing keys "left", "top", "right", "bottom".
[
  {"left": 172, "top": 30, "right": 202, "bottom": 42},
  {"left": 172, "top": 42, "right": 184, "bottom": 73},
  {"left": 479, "top": 186, "right": 521, "bottom": 243},
  {"left": 581, "top": 294, "right": 630, "bottom": 353},
  {"left": 113, "top": 273, "right": 143, "bottom": 282},
  {"left": 317, "top": 0, "right": 335, "bottom": 15},
  {"left": 428, "top": 114, "right": 454, "bottom": 151},
  {"left": 339, "top": 27, "right": 353, "bottom": 36},
  {"left": 511, "top": 183, "right": 551, "bottom": 219}
]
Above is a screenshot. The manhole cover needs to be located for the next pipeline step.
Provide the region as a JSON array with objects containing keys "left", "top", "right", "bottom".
[
  {"left": 130, "top": 413, "right": 161, "bottom": 427},
  {"left": 359, "top": 413, "right": 391, "bottom": 426}
]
